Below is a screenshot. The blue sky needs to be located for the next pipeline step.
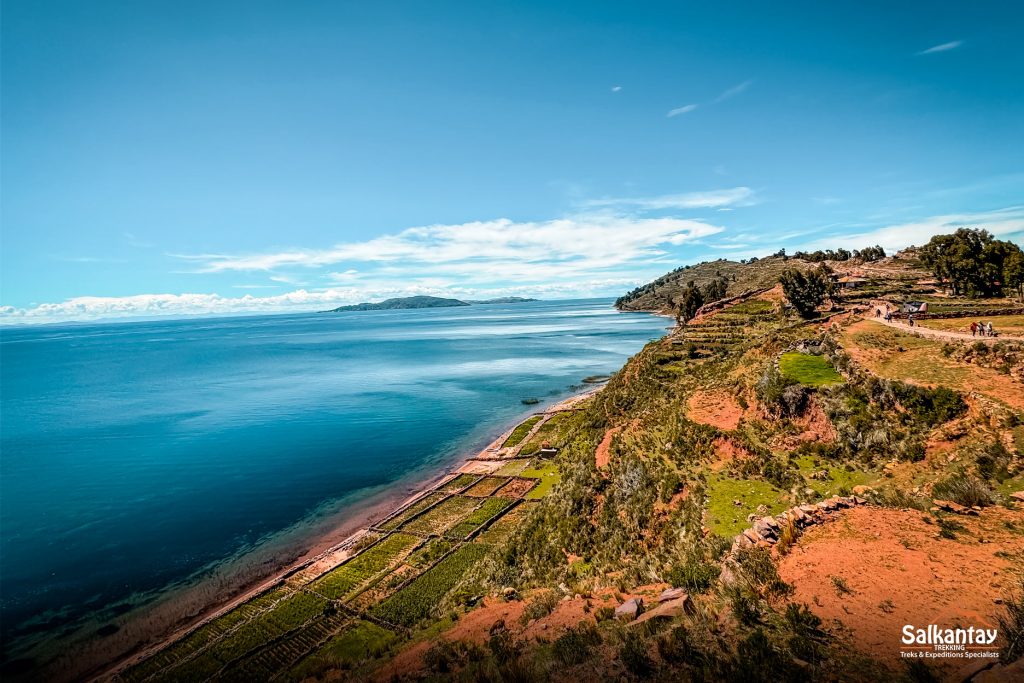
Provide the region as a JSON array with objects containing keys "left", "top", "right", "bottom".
[{"left": 2, "top": 1, "right": 1023, "bottom": 322}]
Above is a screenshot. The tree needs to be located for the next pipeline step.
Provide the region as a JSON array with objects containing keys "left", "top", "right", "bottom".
[
  {"left": 701, "top": 277, "right": 728, "bottom": 303},
  {"left": 918, "top": 228, "right": 1021, "bottom": 298},
  {"left": 674, "top": 282, "right": 704, "bottom": 323},
  {"left": 1006, "top": 248, "right": 1024, "bottom": 300},
  {"left": 779, "top": 266, "right": 830, "bottom": 317}
]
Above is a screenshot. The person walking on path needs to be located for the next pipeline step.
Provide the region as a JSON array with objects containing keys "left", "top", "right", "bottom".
[
  {"left": 978, "top": 321, "right": 986, "bottom": 337},
  {"left": 970, "top": 321, "right": 978, "bottom": 337},
  {"left": 987, "top": 322, "right": 994, "bottom": 337}
]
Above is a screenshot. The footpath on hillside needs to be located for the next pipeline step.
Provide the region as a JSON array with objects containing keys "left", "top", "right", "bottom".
[{"left": 866, "top": 315, "right": 1024, "bottom": 343}]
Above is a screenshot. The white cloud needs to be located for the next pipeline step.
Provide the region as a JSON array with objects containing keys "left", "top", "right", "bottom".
[
  {"left": 176, "top": 214, "right": 724, "bottom": 274},
  {"left": 800, "top": 206, "right": 1024, "bottom": 254},
  {"left": 713, "top": 80, "right": 752, "bottom": 103},
  {"left": 611, "top": 85, "right": 622, "bottom": 92},
  {"left": 585, "top": 187, "right": 755, "bottom": 211},
  {"left": 3, "top": 212, "right": 728, "bottom": 323},
  {"left": 0, "top": 279, "right": 655, "bottom": 324},
  {"left": 667, "top": 104, "right": 698, "bottom": 117},
  {"left": 917, "top": 40, "right": 962, "bottom": 55}
]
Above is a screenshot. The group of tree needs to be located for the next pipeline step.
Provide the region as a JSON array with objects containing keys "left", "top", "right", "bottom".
[
  {"left": 918, "top": 228, "right": 1024, "bottom": 298},
  {"left": 792, "top": 245, "right": 885, "bottom": 263},
  {"left": 672, "top": 277, "right": 730, "bottom": 323},
  {"left": 778, "top": 265, "right": 835, "bottom": 317}
]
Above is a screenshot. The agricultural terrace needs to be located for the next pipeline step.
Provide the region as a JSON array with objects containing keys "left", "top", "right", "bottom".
[{"left": 119, "top": 410, "right": 564, "bottom": 683}]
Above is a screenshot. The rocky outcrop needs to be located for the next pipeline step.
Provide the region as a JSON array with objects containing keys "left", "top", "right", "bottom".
[
  {"left": 614, "top": 597, "right": 644, "bottom": 622},
  {"left": 732, "top": 495, "right": 867, "bottom": 552}
]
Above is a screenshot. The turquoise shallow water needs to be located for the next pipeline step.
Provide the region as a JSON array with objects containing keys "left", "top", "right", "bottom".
[{"left": 0, "top": 299, "right": 666, "bottom": 659}]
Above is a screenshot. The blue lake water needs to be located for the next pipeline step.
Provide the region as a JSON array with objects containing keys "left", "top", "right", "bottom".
[{"left": 0, "top": 299, "right": 666, "bottom": 661}]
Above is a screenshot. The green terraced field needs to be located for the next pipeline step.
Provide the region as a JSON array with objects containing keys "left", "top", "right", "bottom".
[
  {"left": 447, "top": 497, "right": 513, "bottom": 538},
  {"left": 371, "top": 544, "right": 491, "bottom": 626},
  {"left": 399, "top": 495, "right": 478, "bottom": 536},
  {"left": 307, "top": 534, "right": 419, "bottom": 600}
]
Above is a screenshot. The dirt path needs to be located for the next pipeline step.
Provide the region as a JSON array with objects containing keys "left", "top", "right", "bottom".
[{"left": 867, "top": 315, "right": 1023, "bottom": 344}]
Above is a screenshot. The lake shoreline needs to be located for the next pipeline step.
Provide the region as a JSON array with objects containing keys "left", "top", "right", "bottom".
[{"left": 89, "top": 384, "right": 606, "bottom": 682}]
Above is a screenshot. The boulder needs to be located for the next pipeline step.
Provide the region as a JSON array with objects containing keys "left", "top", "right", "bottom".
[
  {"left": 1010, "top": 491, "right": 1024, "bottom": 502},
  {"left": 632, "top": 596, "right": 692, "bottom": 626},
  {"left": 658, "top": 587, "right": 688, "bottom": 603},
  {"left": 615, "top": 598, "right": 643, "bottom": 622},
  {"left": 742, "top": 528, "right": 762, "bottom": 544}
]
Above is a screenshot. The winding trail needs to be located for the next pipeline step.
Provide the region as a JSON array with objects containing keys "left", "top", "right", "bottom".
[{"left": 864, "top": 315, "right": 1024, "bottom": 343}]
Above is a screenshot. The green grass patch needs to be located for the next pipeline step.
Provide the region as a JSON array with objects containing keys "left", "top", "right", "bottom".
[
  {"left": 779, "top": 352, "right": 843, "bottom": 387},
  {"left": 794, "top": 456, "right": 874, "bottom": 497},
  {"left": 705, "top": 474, "right": 788, "bottom": 537},
  {"left": 372, "top": 544, "right": 490, "bottom": 626},
  {"left": 502, "top": 415, "right": 542, "bottom": 447},
  {"left": 447, "top": 498, "right": 514, "bottom": 538},
  {"left": 308, "top": 533, "right": 419, "bottom": 600},
  {"left": 1013, "top": 426, "right": 1024, "bottom": 456},
  {"left": 519, "top": 461, "right": 561, "bottom": 499},
  {"left": 400, "top": 495, "right": 478, "bottom": 536}
]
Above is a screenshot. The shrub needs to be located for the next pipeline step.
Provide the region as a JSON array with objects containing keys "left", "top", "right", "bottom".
[
  {"left": 519, "top": 589, "right": 560, "bottom": 624},
  {"left": 665, "top": 558, "right": 720, "bottom": 593},
  {"left": 657, "top": 625, "right": 700, "bottom": 665},
  {"left": 619, "top": 630, "right": 655, "bottom": 677},
  {"left": 932, "top": 474, "right": 997, "bottom": 508},
  {"left": 552, "top": 623, "right": 602, "bottom": 665},
  {"left": 997, "top": 577, "right": 1024, "bottom": 663},
  {"left": 733, "top": 628, "right": 797, "bottom": 681},
  {"left": 784, "top": 603, "right": 827, "bottom": 664}
]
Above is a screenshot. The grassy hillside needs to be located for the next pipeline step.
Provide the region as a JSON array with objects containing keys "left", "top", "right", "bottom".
[{"left": 116, "top": 249, "right": 1024, "bottom": 683}]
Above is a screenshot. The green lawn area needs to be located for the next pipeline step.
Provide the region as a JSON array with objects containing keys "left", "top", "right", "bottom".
[
  {"left": 705, "top": 474, "right": 789, "bottom": 537},
  {"left": 502, "top": 415, "right": 542, "bottom": 447},
  {"left": 519, "top": 461, "right": 561, "bottom": 499},
  {"left": 779, "top": 352, "right": 843, "bottom": 387},
  {"left": 794, "top": 456, "right": 875, "bottom": 497}
]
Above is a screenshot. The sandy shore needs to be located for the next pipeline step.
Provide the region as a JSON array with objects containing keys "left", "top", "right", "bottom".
[{"left": 90, "top": 384, "right": 604, "bottom": 682}]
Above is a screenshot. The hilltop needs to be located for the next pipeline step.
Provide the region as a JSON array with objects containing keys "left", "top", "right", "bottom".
[
  {"left": 108, "top": 230, "right": 1024, "bottom": 683},
  {"left": 615, "top": 247, "right": 930, "bottom": 314}
]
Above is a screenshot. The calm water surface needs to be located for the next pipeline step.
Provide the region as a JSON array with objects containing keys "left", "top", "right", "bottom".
[{"left": 0, "top": 299, "right": 666, "bottom": 657}]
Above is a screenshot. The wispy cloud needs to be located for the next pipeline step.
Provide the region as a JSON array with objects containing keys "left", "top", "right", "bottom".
[
  {"left": 668, "top": 80, "right": 751, "bottom": 120},
  {"left": 585, "top": 187, "right": 755, "bottom": 211},
  {"left": 713, "top": 80, "right": 753, "bottom": 103},
  {"left": 666, "top": 104, "right": 698, "bottom": 117},
  {"left": 917, "top": 40, "right": 963, "bottom": 55},
  {"left": 611, "top": 85, "right": 622, "bottom": 93}
]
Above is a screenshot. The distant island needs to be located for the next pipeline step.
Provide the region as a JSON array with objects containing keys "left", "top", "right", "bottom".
[{"left": 325, "top": 295, "right": 537, "bottom": 312}]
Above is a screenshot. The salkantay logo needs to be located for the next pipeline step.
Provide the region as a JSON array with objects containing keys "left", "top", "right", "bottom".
[{"left": 900, "top": 624, "right": 1000, "bottom": 660}]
